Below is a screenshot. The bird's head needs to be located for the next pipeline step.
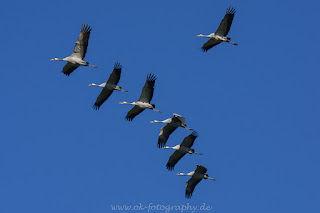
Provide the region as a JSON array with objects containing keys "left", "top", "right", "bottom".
[
  {"left": 197, "top": 34, "right": 204, "bottom": 37},
  {"left": 50, "top": 58, "right": 59, "bottom": 61}
]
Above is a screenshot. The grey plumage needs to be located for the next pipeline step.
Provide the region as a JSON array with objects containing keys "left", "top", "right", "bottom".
[
  {"left": 92, "top": 62, "right": 124, "bottom": 110},
  {"left": 166, "top": 132, "right": 199, "bottom": 171},
  {"left": 51, "top": 24, "right": 97, "bottom": 76},
  {"left": 62, "top": 24, "right": 92, "bottom": 75},
  {"left": 157, "top": 113, "right": 193, "bottom": 148},
  {"left": 124, "top": 74, "right": 158, "bottom": 121},
  {"left": 71, "top": 24, "right": 92, "bottom": 60},
  {"left": 201, "top": 7, "right": 236, "bottom": 52},
  {"left": 138, "top": 73, "right": 156, "bottom": 103},
  {"left": 185, "top": 165, "right": 209, "bottom": 198}
]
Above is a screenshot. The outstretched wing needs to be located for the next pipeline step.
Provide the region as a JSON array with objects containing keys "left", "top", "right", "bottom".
[
  {"left": 173, "top": 113, "right": 186, "bottom": 125},
  {"left": 180, "top": 132, "right": 198, "bottom": 148},
  {"left": 107, "top": 62, "right": 122, "bottom": 85},
  {"left": 71, "top": 24, "right": 92, "bottom": 59},
  {"left": 215, "top": 6, "right": 236, "bottom": 36},
  {"left": 139, "top": 74, "right": 156, "bottom": 103},
  {"left": 62, "top": 62, "right": 80, "bottom": 76},
  {"left": 93, "top": 88, "right": 114, "bottom": 110},
  {"left": 166, "top": 150, "right": 186, "bottom": 171},
  {"left": 158, "top": 124, "right": 178, "bottom": 148},
  {"left": 201, "top": 38, "right": 222, "bottom": 52},
  {"left": 186, "top": 176, "right": 202, "bottom": 198},
  {"left": 195, "top": 165, "right": 207, "bottom": 174},
  {"left": 125, "top": 106, "right": 145, "bottom": 121}
]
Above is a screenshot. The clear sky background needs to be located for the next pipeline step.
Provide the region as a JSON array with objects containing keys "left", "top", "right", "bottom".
[{"left": 1, "top": 0, "right": 320, "bottom": 212}]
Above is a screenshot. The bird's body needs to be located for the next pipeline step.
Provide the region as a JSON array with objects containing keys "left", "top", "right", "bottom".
[
  {"left": 177, "top": 165, "right": 216, "bottom": 198},
  {"left": 151, "top": 113, "right": 193, "bottom": 148},
  {"left": 90, "top": 62, "right": 127, "bottom": 110},
  {"left": 62, "top": 56, "right": 89, "bottom": 65},
  {"left": 51, "top": 24, "right": 97, "bottom": 76},
  {"left": 197, "top": 6, "right": 237, "bottom": 52},
  {"left": 120, "top": 101, "right": 156, "bottom": 109},
  {"left": 164, "top": 132, "right": 202, "bottom": 170},
  {"left": 120, "top": 74, "right": 161, "bottom": 121}
]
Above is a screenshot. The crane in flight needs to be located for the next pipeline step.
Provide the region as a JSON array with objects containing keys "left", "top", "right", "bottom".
[
  {"left": 120, "top": 74, "right": 161, "bottom": 121},
  {"left": 163, "top": 132, "right": 202, "bottom": 171},
  {"left": 51, "top": 24, "right": 97, "bottom": 76},
  {"left": 89, "top": 62, "right": 127, "bottom": 110},
  {"left": 150, "top": 113, "right": 193, "bottom": 148},
  {"left": 177, "top": 165, "right": 216, "bottom": 198},
  {"left": 197, "top": 6, "right": 238, "bottom": 52}
]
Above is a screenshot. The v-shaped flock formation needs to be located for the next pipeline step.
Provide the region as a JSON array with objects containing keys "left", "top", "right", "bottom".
[{"left": 50, "top": 6, "right": 237, "bottom": 198}]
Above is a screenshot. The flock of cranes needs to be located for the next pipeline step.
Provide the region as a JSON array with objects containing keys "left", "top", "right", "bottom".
[{"left": 50, "top": 6, "right": 237, "bottom": 198}]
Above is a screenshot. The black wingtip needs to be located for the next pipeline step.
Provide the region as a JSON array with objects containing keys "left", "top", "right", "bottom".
[
  {"left": 166, "top": 164, "right": 174, "bottom": 171},
  {"left": 81, "top": 23, "right": 92, "bottom": 33},
  {"left": 61, "top": 71, "right": 70, "bottom": 76},
  {"left": 185, "top": 193, "right": 192, "bottom": 199},
  {"left": 147, "top": 73, "right": 157, "bottom": 82},
  {"left": 191, "top": 131, "right": 199, "bottom": 137},
  {"left": 114, "top": 62, "right": 122, "bottom": 70},
  {"left": 92, "top": 104, "right": 100, "bottom": 110},
  {"left": 125, "top": 116, "right": 133, "bottom": 121},
  {"left": 201, "top": 47, "right": 208, "bottom": 52},
  {"left": 226, "top": 6, "right": 236, "bottom": 14},
  {"left": 157, "top": 138, "right": 166, "bottom": 148}
]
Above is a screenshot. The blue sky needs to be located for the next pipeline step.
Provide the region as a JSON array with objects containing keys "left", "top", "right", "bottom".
[{"left": 1, "top": 0, "right": 320, "bottom": 212}]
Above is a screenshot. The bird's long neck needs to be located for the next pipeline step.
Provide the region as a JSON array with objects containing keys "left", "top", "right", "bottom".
[
  {"left": 163, "top": 145, "right": 179, "bottom": 150},
  {"left": 89, "top": 83, "right": 105, "bottom": 87},
  {"left": 177, "top": 173, "right": 192, "bottom": 176},
  {"left": 151, "top": 118, "right": 171, "bottom": 123},
  {"left": 197, "top": 33, "right": 214, "bottom": 38},
  {"left": 119, "top": 101, "right": 135, "bottom": 105},
  {"left": 50, "top": 58, "right": 65, "bottom": 61},
  {"left": 150, "top": 120, "right": 163, "bottom": 123},
  {"left": 163, "top": 146, "right": 174, "bottom": 150}
]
